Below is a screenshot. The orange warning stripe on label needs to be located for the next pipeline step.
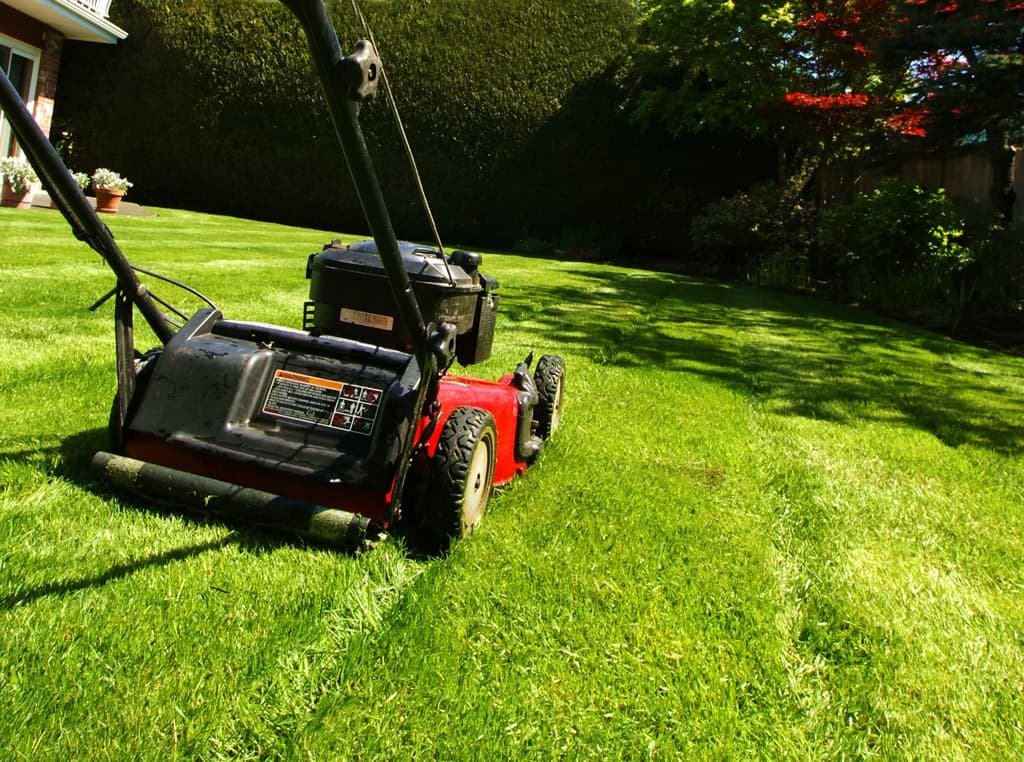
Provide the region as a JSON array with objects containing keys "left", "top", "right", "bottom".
[{"left": 273, "top": 369, "right": 342, "bottom": 390}]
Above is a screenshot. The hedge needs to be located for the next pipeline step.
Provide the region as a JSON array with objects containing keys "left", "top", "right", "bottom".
[
  {"left": 54, "top": 0, "right": 776, "bottom": 255},
  {"left": 54, "top": 0, "right": 627, "bottom": 245}
]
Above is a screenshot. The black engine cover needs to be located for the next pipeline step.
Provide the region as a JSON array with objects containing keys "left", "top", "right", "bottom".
[{"left": 306, "top": 240, "right": 479, "bottom": 347}]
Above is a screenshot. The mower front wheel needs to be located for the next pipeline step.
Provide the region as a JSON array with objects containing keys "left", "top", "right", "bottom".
[
  {"left": 533, "top": 354, "right": 565, "bottom": 440},
  {"left": 422, "top": 406, "right": 497, "bottom": 553}
]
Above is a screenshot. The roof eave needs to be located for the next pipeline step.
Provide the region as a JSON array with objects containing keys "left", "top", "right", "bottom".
[{"left": 5, "top": 0, "right": 128, "bottom": 44}]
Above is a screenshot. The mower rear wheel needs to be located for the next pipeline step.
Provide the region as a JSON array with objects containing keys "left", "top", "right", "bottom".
[
  {"left": 533, "top": 354, "right": 565, "bottom": 440},
  {"left": 423, "top": 406, "right": 497, "bottom": 553}
]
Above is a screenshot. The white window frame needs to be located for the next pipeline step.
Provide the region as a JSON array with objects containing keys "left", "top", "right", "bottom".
[{"left": 1, "top": 33, "right": 42, "bottom": 159}]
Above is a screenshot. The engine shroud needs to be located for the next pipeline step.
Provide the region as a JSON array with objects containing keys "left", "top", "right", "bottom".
[{"left": 304, "top": 240, "right": 498, "bottom": 365}]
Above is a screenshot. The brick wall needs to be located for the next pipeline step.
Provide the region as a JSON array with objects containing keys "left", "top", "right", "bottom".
[{"left": 33, "top": 30, "right": 64, "bottom": 138}]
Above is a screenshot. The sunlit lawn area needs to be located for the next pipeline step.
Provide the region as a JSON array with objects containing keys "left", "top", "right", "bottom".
[{"left": 1, "top": 205, "right": 1022, "bottom": 759}]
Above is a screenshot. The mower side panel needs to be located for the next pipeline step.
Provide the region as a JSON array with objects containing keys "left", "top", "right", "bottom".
[
  {"left": 430, "top": 374, "right": 527, "bottom": 486},
  {"left": 121, "top": 310, "right": 426, "bottom": 524}
]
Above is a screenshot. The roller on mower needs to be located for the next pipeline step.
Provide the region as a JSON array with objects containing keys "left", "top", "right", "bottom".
[{"left": 0, "top": 0, "right": 564, "bottom": 552}]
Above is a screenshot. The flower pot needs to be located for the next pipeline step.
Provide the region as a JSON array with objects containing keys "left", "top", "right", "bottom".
[
  {"left": 95, "top": 188, "right": 126, "bottom": 213},
  {"left": 1, "top": 181, "right": 33, "bottom": 209}
]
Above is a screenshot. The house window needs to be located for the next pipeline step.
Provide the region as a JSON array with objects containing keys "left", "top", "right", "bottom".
[{"left": 1, "top": 34, "right": 41, "bottom": 158}]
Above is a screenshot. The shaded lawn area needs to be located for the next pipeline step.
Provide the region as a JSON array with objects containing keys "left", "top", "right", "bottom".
[{"left": 1, "top": 206, "right": 1022, "bottom": 759}]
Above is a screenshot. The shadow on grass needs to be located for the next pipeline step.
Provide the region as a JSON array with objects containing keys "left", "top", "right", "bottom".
[
  {"left": 1, "top": 430, "right": 359, "bottom": 611},
  {"left": 0, "top": 534, "right": 240, "bottom": 610},
  {"left": 2, "top": 425, "right": 395, "bottom": 611},
  {"left": 503, "top": 267, "right": 1024, "bottom": 454}
]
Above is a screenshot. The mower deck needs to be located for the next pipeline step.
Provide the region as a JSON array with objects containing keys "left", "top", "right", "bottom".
[{"left": 91, "top": 306, "right": 562, "bottom": 548}]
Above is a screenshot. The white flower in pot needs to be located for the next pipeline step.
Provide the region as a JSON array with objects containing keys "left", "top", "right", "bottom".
[
  {"left": 91, "top": 168, "right": 133, "bottom": 213},
  {"left": 1, "top": 157, "right": 39, "bottom": 208}
]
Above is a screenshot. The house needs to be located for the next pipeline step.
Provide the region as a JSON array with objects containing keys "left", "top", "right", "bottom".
[{"left": 1, "top": 0, "right": 126, "bottom": 157}]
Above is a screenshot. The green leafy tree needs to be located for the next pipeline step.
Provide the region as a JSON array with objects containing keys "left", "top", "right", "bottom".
[
  {"left": 629, "top": 1, "right": 800, "bottom": 181},
  {"left": 630, "top": 1, "right": 905, "bottom": 187},
  {"left": 879, "top": 1, "right": 1024, "bottom": 220},
  {"left": 630, "top": 1, "right": 794, "bottom": 136}
]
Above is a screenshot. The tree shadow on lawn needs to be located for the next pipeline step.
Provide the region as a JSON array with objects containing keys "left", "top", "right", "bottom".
[{"left": 502, "top": 266, "right": 1024, "bottom": 455}]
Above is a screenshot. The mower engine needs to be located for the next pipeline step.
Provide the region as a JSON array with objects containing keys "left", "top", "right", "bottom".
[{"left": 304, "top": 240, "right": 499, "bottom": 366}]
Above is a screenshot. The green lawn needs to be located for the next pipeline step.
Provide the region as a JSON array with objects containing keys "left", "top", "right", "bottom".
[{"left": 1, "top": 205, "right": 1022, "bottom": 760}]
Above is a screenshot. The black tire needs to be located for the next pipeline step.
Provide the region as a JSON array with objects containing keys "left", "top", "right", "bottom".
[
  {"left": 533, "top": 354, "right": 565, "bottom": 440},
  {"left": 422, "top": 406, "right": 497, "bottom": 553}
]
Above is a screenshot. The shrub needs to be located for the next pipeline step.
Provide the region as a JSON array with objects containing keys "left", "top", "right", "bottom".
[
  {"left": 954, "top": 201, "right": 1024, "bottom": 319},
  {"left": 556, "top": 223, "right": 621, "bottom": 261},
  {"left": 511, "top": 238, "right": 554, "bottom": 256},
  {"left": 55, "top": 0, "right": 640, "bottom": 245},
  {"left": 690, "top": 184, "right": 816, "bottom": 286},
  {"left": 818, "top": 179, "right": 968, "bottom": 312}
]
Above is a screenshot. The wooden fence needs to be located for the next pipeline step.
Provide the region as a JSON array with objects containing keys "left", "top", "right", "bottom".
[
  {"left": 822, "top": 148, "right": 1024, "bottom": 219},
  {"left": 902, "top": 149, "right": 1023, "bottom": 219}
]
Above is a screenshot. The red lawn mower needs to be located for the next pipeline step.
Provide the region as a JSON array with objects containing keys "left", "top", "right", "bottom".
[{"left": 0, "top": 0, "right": 564, "bottom": 552}]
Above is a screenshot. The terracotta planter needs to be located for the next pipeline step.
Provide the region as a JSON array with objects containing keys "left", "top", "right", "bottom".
[
  {"left": 1, "top": 181, "right": 33, "bottom": 209},
  {"left": 95, "top": 187, "right": 126, "bottom": 213}
]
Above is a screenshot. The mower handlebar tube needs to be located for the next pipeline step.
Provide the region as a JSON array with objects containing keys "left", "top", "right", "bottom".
[
  {"left": 280, "top": 0, "right": 430, "bottom": 367},
  {"left": 0, "top": 70, "right": 175, "bottom": 345}
]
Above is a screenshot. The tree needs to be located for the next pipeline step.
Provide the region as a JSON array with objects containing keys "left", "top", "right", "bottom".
[
  {"left": 630, "top": 1, "right": 794, "bottom": 137},
  {"left": 768, "top": 1, "right": 907, "bottom": 194},
  {"left": 880, "top": 1, "right": 1024, "bottom": 220},
  {"left": 629, "top": 1, "right": 800, "bottom": 181},
  {"left": 629, "top": 2, "right": 905, "bottom": 187}
]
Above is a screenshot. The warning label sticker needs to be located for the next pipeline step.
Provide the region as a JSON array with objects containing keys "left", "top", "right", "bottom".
[{"left": 262, "top": 369, "right": 383, "bottom": 435}]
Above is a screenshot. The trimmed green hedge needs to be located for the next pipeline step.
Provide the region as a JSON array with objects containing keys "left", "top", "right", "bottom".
[{"left": 54, "top": 0, "right": 649, "bottom": 247}]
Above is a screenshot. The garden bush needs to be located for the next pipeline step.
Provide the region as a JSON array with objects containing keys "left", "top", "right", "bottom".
[
  {"left": 954, "top": 201, "right": 1024, "bottom": 320},
  {"left": 689, "top": 177, "right": 1023, "bottom": 327},
  {"left": 818, "top": 179, "right": 969, "bottom": 313},
  {"left": 53, "top": 0, "right": 783, "bottom": 255},
  {"left": 689, "top": 183, "right": 816, "bottom": 286},
  {"left": 816, "top": 179, "right": 1024, "bottom": 326},
  {"left": 54, "top": 0, "right": 643, "bottom": 247}
]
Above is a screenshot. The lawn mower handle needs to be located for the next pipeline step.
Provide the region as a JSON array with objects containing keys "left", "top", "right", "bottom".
[
  {"left": 280, "top": 0, "right": 431, "bottom": 367},
  {"left": 0, "top": 69, "right": 175, "bottom": 345}
]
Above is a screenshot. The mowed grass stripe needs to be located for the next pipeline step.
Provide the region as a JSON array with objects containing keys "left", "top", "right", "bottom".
[{"left": 1, "top": 206, "right": 1022, "bottom": 759}]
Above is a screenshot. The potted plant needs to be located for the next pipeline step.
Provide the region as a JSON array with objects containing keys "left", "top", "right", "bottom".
[
  {"left": 1, "top": 157, "right": 38, "bottom": 209},
  {"left": 91, "top": 168, "right": 133, "bottom": 213}
]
